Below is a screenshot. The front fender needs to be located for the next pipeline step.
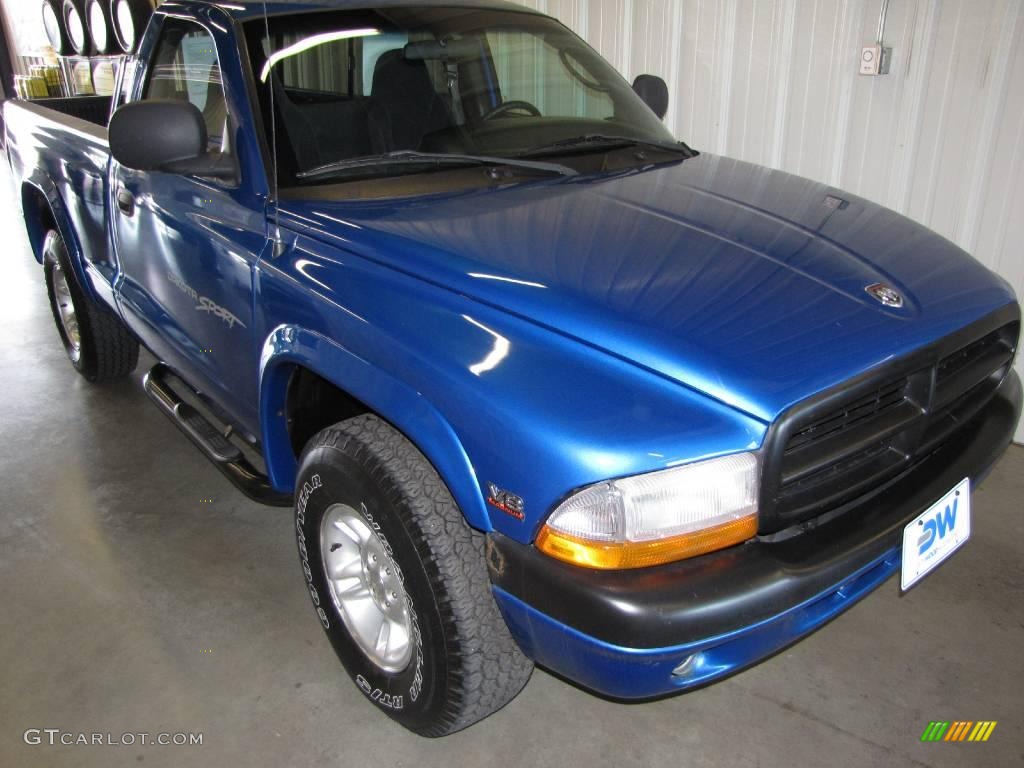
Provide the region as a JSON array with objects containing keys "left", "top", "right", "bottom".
[
  {"left": 259, "top": 325, "right": 492, "bottom": 531},
  {"left": 254, "top": 229, "right": 768, "bottom": 545}
]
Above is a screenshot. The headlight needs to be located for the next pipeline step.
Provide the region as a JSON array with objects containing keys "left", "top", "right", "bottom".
[{"left": 535, "top": 452, "right": 759, "bottom": 569}]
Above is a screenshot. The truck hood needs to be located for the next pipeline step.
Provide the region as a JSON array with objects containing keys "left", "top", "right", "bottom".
[{"left": 282, "top": 153, "right": 1017, "bottom": 422}]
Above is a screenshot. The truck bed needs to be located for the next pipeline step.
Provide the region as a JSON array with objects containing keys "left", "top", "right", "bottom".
[
  {"left": 3, "top": 98, "right": 114, "bottom": 301},
  {"left": 28, "top": 96, "right": 114, "bottom": 128}
]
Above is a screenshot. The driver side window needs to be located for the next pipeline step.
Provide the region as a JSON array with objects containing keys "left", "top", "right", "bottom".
[
  {"left": 487, "top": 32, "right": 614, "bottom": 119},
  {"left": 144, "top": 21, "right": 231, "bottom": 158}
]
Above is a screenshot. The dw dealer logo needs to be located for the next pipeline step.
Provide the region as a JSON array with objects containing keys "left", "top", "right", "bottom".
[
  {"left": 917, "top": 494, "right": 959, "bottom": 555},
  {"left": 920, "top": 721, "right": 997, "bottom": 743}
]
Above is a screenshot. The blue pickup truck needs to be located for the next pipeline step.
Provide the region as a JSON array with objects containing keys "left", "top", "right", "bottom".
[{"left": 5, "top": 0, "right": 1021, "bottom": 737}]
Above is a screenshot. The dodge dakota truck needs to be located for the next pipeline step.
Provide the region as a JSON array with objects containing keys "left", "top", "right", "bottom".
[{"left": 5, "top": 0, "right": 1021, "bottom": 737}]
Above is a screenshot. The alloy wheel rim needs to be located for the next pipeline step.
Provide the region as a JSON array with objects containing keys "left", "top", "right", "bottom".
[
  {"left": 320, "top": 504, "right": 413, "bottom": 672},
  {"left": 53, "top": 263, "right": 81, "bottom": 359}
]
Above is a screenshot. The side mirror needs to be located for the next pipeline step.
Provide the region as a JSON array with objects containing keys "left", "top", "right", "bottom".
[
  {"left": 109, "top": 99, "right": 235, "bottom": 179},
  {"left": 632, "top": 74, "right": 669, "bottom": 120}
]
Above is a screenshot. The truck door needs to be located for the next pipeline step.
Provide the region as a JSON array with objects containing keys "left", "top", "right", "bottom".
[{"left": 112, "top": 13, "right": 267, "bottom": 433}]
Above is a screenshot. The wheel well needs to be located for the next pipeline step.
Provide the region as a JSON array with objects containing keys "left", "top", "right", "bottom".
[
  {"left": 285, "top": 367, "right": 371, "bottom": 456},
  {"left": 21, "top": 184, "right": 57, "bottom": 264}
]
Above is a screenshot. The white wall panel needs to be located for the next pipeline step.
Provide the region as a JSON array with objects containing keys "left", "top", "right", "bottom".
[{"left": 517, "top": 0, "right": 1024, "bottom": 442}]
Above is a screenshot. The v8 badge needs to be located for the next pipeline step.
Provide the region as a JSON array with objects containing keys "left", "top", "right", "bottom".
[{"left": 486, "top": 483, "right": 525, "bottom": 520}]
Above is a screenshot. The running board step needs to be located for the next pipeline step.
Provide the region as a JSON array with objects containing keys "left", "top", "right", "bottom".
[{"left": 143, "top": 364, "right": 292, "bottom": 507}]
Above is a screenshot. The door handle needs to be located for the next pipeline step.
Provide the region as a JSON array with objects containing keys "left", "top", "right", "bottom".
[{"left": 116, "top": 188, "right": 135, "bottom": 217}]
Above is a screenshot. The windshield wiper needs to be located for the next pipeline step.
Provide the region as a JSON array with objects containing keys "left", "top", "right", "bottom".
[
  {"left": 295, "top": 150, "right": 577, "bottom": 181},
  {"left": 519, "top": 135, "right": 695, "bottom": 160}
]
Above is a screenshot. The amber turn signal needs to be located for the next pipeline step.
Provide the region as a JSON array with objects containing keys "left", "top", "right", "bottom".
[{"left": 535, "top": 513, "right": 758, "bottom": 570}]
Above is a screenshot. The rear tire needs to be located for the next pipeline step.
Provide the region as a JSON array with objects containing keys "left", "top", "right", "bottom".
[
  {"left": 295, "top": 415, "right": 533, "bottom": 736},
  {"left": 43, "top": 229, "right": 139, "bottom": 382}
]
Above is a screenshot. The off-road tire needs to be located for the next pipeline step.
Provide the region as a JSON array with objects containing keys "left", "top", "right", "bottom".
[
  {"left": 43, "top": 229, "right": 139, "bottom": 381},
  {"left": 295, "top": 414, "right": 533, "bottom": 736}
]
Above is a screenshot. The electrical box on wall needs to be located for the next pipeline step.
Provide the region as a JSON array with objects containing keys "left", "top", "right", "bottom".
[{"left": 860, "top": 45, "right": 892, "bottom": 76}]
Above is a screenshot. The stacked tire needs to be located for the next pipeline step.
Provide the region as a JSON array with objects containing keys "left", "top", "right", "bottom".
[
  {"left": 43, "top": 0, "right": 155, "bottom": 55},
  {"left": 110, "top": 0, "right": 156, "bottom": 53},
  {"left": 62, "top": 0, "right": 94, "bottom": 56},
  {"left": 85, "top": 0, "right": 116, "bottom": 54},
  {"left": 41, "top": 0, "right": 70, "bottom": 55}
]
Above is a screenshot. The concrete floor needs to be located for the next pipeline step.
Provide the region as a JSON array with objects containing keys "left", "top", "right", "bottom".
[{"left": 1, "top": 170, "right": 1022, "bottom": 768}]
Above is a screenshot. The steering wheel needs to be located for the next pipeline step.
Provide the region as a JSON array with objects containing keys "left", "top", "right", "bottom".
[{"left": 482, "top": 100, "right": 542, "bottom": 121}]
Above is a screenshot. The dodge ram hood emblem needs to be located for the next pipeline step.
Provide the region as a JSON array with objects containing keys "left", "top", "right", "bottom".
[{"left": 865, "top": 282, "right": 904, "bottom": 308}]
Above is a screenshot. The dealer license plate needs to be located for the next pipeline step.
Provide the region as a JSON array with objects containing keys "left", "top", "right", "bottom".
[{"left": 901, "top": 478, "right": 971, "bottom": 591}]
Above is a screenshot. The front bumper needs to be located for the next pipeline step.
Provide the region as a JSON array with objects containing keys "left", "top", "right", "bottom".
[{"left": 486, "top": 370, "right": 1021, "bottom": 699}]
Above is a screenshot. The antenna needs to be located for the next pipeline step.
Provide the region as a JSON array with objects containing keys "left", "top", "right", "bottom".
[{"left": 262, "top": 1, "right": 285, "bottom": 258}]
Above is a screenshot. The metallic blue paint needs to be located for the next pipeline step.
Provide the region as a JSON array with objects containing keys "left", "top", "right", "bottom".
[
  {"left": 159, "top": 0, "right": 540, "bottom": 23},
  {"left": 254, "top": 229, "right": 766, "bottom": 539},
  {"left": 492, "top": 547, "right": 902, "bottom": 699},
  {"left": 281, "top": 155, "right": 1018, "bottom": 424},
  {"left": 258, "top": 323, "right": 494, "bottom": 530},
  {"left": 4, "top": 0, "right": 1020, "bottom": 701},
  {"left": 7, "top": 4, "right": 1015, "bottom": 540},
  {"left": 109, "top": 6, "right": 277, "bottom": 433},
  {"left": 5, "top": 104, "right": 113, "bottom": 306}
]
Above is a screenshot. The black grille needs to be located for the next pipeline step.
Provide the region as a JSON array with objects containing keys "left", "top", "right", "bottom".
[
  {"left": 784, "top": 378, "right": 910, "bottom": 454},
  {"left": 937, "top": 331, "right": 1004, "bottom": 382},
  {"left": 759, "top": 310, "right": 1019, "bottom": 533}
]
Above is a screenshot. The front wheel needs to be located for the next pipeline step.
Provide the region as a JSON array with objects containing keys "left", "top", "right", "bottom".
[
  {"left": 295, "top": 415, "right": 533, "bottom": 736},
  {"left": 43, "top": 229, "right": 139, "bottom": 382}
]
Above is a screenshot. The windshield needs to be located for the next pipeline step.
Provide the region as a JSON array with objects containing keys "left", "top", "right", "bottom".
[{"left": 246, "top": 6, "right": 680, "bottom": 187}]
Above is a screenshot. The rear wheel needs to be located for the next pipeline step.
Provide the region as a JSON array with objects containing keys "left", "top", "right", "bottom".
[
  {"left": 43, "top": 229, "right": 139, "bottom": 382},
  {"left": 295, "top": 415, "right": 533, "bottom": 736}
]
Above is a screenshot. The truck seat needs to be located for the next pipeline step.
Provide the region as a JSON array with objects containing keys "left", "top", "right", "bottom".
[{"left": 367, "top": 50, "right": 451, "bottom": 154}]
